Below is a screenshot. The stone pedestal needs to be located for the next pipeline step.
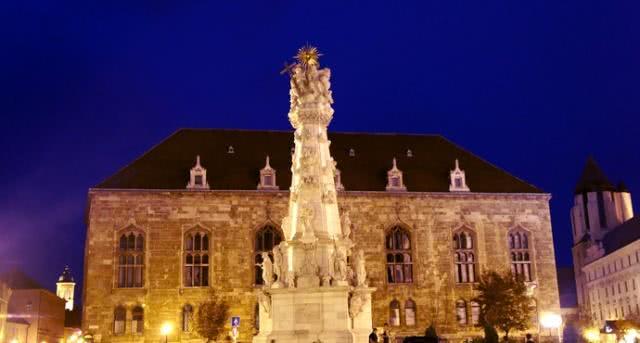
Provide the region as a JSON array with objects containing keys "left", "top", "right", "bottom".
[{"left": 254, "top": 287, "right": 375, "bottom": 343}]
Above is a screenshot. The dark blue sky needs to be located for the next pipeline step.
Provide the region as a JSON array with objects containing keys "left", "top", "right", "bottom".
[{"left": 1, "top": 0, "right": 638, "bottom": 295}]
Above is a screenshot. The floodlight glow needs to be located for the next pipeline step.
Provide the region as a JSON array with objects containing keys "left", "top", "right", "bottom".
[
  {"left": 161, "top": 322, "right": 173, "bottom": 336},
  {"left": 539, "top": 312, "right": 562, "bottom": 329},
  {"left": 624, "top": 329, "right": 638, "bottom": 343},
  {"left": 583, "top": 327, "right": 600, "bottom": 342}
]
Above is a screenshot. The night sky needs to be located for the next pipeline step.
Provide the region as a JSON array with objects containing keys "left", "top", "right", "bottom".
[{"left": 1, "top": 1, "right": 638, "bottom": 299}]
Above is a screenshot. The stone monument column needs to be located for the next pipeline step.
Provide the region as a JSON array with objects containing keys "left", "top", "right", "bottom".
[{"left": 253, "top": 46, "right": 375, "bottom": 343}]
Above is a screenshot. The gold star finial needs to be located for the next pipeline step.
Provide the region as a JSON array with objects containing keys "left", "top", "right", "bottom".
[{"left": 295, "top": 45, "right": 322, "bottom": 68}]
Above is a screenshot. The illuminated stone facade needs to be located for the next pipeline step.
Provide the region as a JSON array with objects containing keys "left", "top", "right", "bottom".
[{"left": 83, "top": 189, "right": 559, "bottom": 342}]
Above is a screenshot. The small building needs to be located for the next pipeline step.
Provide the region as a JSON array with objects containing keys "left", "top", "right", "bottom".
[
  {"left": 570, "top": 157, "right": 639, "bottom": 332},
  {"left": 0, "top": 281, "right": 11, "bottom": 342},
  {"left": 2, "top": 269, "right": 66, "bottom": 343}
]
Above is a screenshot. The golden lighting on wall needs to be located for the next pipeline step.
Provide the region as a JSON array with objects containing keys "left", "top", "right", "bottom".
[{"left": 582, "top": 327, "right": 600, "bottom": 342}]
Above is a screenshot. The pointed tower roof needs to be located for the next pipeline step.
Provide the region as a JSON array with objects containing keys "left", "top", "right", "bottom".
[
  {"left": 574, "top": 157, "right": 616, "bottom": 194},
  {"left": 58, "top": 266, "right": 74, "bottom": 282}
]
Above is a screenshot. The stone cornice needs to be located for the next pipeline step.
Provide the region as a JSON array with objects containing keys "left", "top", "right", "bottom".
[{"left": 88, "top": 188, "right": 551, "bottom": 201}]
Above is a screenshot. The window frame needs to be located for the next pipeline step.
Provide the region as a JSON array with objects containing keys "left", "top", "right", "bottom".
[
  {"left": 183, "top": 227, "right": 211, "bottom": 288},
  {"left": 453, "top": 228, "right": 477, "bottom": 284},
  {"left": 385, "top": 225, "right": 414, "bottom": 284},
  {"left": 254, "top": 224, "right": 283, "bottom": 286},
  {"left": 508, "top": 228, "right": 535, "bottom": 282},
  {"left": 115, "top": 227, "right": 145, "bottom": 289}
]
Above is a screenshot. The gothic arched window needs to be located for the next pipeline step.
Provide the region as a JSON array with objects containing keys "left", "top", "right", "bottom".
[
  {"left": 114, "top": 306, "right": 126, "bottom": 335},
  {"left": 132, "top": 306, "right": 143, "bottom": 334},
  {"left": 182, "top": 304, "right": 194, "bottom": 332},
  {"left": 404, "top": 299, "right": 416, "bottom": 326},
  {"left": 117, "top": 231, "right": 144, "bottom": 288},
  {"left": 456, "top": 300, "right": 467, "bottom": 325},
  {"left": 254, "top": 225, "right": 282, "bottom": 285},
  {"left": 470, "top": 301, "right": 480, "bottom": 325},
  {"left": 509, "top": 230, "right": 533, "bottom": 281},
  {"left": 390, "top": 299, "right": 401, "bottom": 327},
  {"left": 385, "top": 226, "right": 413, "bottom": 284},
  {"left": 453, "top": 230, "right": 476, "bottom": 283},
  {"left": 184, "top": 230, "right": 210, "bottom": 287}
]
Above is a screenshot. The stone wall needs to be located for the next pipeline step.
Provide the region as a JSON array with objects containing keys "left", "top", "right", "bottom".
[{"left": 83, "top": 190, "right": 560, "bottom": 342}]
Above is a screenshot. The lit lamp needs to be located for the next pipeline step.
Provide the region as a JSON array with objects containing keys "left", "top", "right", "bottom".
[
  {"left": 160, "top": 323, "right": 172, "bottom": 343},
  {"left": 540, "top": 312, "right": 563, "bottom": 342}
]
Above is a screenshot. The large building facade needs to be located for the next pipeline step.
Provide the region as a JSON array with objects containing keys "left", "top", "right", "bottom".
[
  {"left": 83, "top": 129, "right": 561, "bottom": 343},
  {"left": 570, "top": 158, "right": 638, "bottom": 330}
]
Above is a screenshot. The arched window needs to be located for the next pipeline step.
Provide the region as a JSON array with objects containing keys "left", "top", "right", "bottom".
[
  {"left": 404, "top": 299, "right": 416, "bottom": 326},
  {"left": 456, "top": 300, "right": 467, "bottom": 325},
  {"left": 453, "top": 230, "right": 476, "bottom": 283},
  {"left": 117, "top": 231, "right": 144, "bottom": 288},
  {"left": 255, "top": 225, "right": 282, "bottom": 285},
  {"left": 470, "top": 301, "right": 480, "bottom": 325},
  {"left": 509, "top": 230, "right": 533, "bottom": 282},
  {"left": 182, "top": 304, "right": 194, "bottom": 332},
  {"left": 114, "top": 306, "right": 126, "bottom": 335},
  {"left": 385, "top": 226, "right": 413, "bottom": 284},
  {"left": 390, "top": 300, "right": 401, "bottom": 327},
  {"left": 132, "top": 306, "right": 143, "bottom": 334},
  {"left": 184, "top": 230, "right": 210, "bottom": 287}
]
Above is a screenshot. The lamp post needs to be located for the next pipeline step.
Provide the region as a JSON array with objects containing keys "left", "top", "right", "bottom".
[
  {"left": 540, "top": 312, "right": 562, "bottom": 342},
  {"left": 160, "top": 323, "right": 172, "bottom": 343}
]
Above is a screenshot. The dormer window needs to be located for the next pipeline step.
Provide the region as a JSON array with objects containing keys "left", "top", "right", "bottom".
[
  {"left": 349, "top": 148, "right": 355, "bottom": 157},
  {"left": 187, "top": 155, "right": 209, "bottom": 190},
  {"left": 449, "top": 159, "right": 470, "bottom": 192},
  {"left": 258, "top": 156, "right": 279, "bottom": 190},
  {"left": 335, "top": 168, "right": 344, "bottom": 191},
  {"left": 228, "top": 146, "right": 235, "bottom": 154},
  {"left": 386, "top": 158, "right": 407, "bottom": 192}
]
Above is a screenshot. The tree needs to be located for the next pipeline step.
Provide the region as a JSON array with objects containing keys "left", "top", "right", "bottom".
[
  {"left": 424, "top": 324, "right": 438, "bottom": 343},
  {"left": 195, "top": 294, "right": 230, "bottom": 343},
  {"left": 474, "top": 270, "right": 532, "bottom": 341},
  {"left": 483, "top": 323, "right": 499, "bottom": 343}
]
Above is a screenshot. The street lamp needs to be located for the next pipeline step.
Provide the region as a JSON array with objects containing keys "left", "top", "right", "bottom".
[
  {"left": 540, "top": 312, "right": 563, "bottom": 342},
  {"left": 160, "top": 323, "right": 172, "bottom": 343}
]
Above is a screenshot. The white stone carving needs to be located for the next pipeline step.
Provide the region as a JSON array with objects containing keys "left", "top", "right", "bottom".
[
  {"left": 332, "top": 247, "right": 348, "bottom": 285},
  {"left": 349, "top": 292, "right": 367, "bottom": 318},
  {"left": 449, "top": 159, "right": 470, "bottom": 192},
  {"left": 272, "top": 246, "right": 284, "bottom": 288},
  {"left": 354, "top": 249, "right": 367, "bottom": 287},
  {"left": 259, "top": 252, "right": 274, "bottom": 288},
  {"left": 386, "top": 158, "right": 407, "bottom": 192},
  {"left": 258, "top": 291, "right": 271, "bottom": 316},
  {"left": 341, "top": 210, "right": 352, "bottom": 239},
  {"left": 186, "top": 155, "right": 210, "bottom": 190}
]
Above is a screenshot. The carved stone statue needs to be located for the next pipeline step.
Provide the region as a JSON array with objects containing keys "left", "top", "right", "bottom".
[
  {"left": 259, "top": 252, "right": 273, "bottom": 288},
  {"left": 299, "top": 205, "right": 315, "bottom": 240},
  {"left": 333, "top": 248, "right": 348, "bottom": 284},
  {"left": 354, "top": 249, "right": 367, "bottom": 287},
  {"left": 349, "top": 293, "right": 367, "bottom": 318},
  {"left": 281, "top": 215, "right": 291, "bottom": 240},
  {"left": 298, "top": 243, "right": 318, "bottom": 280},
  {"left": 258, "top": 292, "right": 271, "bottom": 316},
  {"left": 285, "top": 270, "right": 296, "bottom": 288},
  {"left": 272, "top": 246, "right": 283, "bottom": 287},
  {"left": 341, "top": 210, "right": 352, "bottom": 239}
]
